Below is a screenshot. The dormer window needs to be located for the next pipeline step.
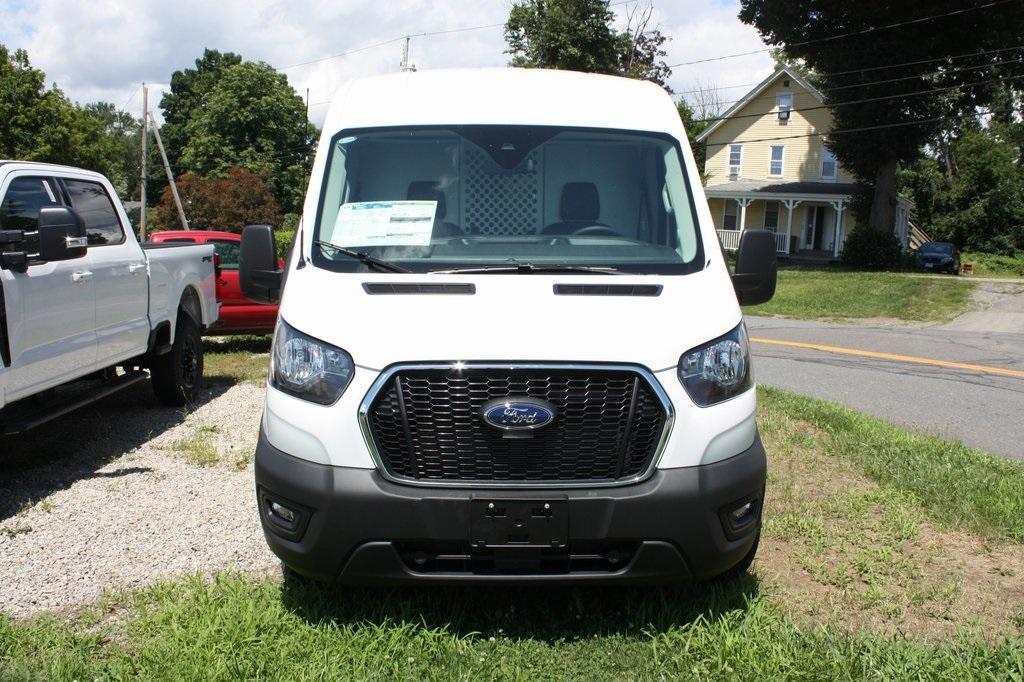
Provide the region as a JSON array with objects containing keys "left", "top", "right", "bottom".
[
  {"left": 777, "top": 92, "right": 793, "bottom": 122},
  {"left": 821, "top": 148, "right": 837, "bottom": 180},
  {"left": 728, "top": 144, "right": 742, "bottom": 179}
]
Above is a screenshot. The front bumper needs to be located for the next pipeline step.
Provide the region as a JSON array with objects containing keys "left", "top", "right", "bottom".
[{"left": 254, "top": 428, "right": 766, "bottom": 583}]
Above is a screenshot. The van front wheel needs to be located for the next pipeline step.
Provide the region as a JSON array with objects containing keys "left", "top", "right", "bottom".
[{"left": 151, "top": 313, "right": 203, "bottom": 406}]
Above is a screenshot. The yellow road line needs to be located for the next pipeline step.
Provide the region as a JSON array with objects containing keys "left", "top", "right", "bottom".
[{"left": 750, "top": 337, "right": 1024, "bottom": 379}]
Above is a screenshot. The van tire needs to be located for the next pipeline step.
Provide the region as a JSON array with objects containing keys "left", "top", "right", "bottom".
[{"left": 151, "top": 313, "right": 203, "bottom": 406}]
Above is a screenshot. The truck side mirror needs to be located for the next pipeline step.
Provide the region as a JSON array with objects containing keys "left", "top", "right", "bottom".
[
  {"left": 240, "top": 224, "right": 282, "bottom": 304},
  {"left": 731, "top": 229, "right": 777, "bottom": 306},
  {"left": 37, "top": 206, "right": 88, "bottom": 262},
  {"left": 0, "top": 207, "right": 87, "bottom": 272}
]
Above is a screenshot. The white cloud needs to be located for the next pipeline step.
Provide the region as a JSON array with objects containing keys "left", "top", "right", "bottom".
[{"left": 1, "top": 0, "right": 775, "bottom": 125}]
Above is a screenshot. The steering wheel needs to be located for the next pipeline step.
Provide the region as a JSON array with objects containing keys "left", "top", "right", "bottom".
[{"left": 571, "top": 225, "right": 621, "bottom": 237}]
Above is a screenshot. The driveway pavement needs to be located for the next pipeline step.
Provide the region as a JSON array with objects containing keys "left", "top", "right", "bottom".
[{"left": 747, "top": 281, "right": 1024, "bottom": 460}]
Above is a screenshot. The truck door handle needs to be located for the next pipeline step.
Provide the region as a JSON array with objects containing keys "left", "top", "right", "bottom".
[
  {"left": 72, "top": 270, "right": 94, "bottom": 282},
  {"left": 128, "top": 262, "right": 146, "bottom": 274}
]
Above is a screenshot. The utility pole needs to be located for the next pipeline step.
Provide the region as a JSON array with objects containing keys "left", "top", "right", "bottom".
[
  {"left": 305, "top": 87, "right": 309, "bottom": 121},
  {"left": 139, "top": 83, "right": 148, "bottom": 240},
  {"left": 148, "top": 112, "right": 189, "bottom": 231},
  {"left": 400, "top": 36, "right": 416, "bottom": 72}
]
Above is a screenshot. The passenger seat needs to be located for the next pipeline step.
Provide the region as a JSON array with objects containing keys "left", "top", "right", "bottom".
[{"left": 406, "top": 181, "right": 462, "bottom": 238}]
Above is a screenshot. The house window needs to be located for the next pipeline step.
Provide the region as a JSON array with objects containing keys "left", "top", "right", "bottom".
[
  {"left": 728, "top": 144, "right": 742, "bottom": 178},
  {"left": 769, "top": 145, "right": 785, "bottom": 176},
  {"left": 722, "top": 201, "right": 738, "bottom": 230},
  {"left": 821, "top": 148, "right": 837, "bottom": 180},
  {"left": 777, "top": 92, "right": 793, "bottom": 122},
  {"left": 763, "top": 201, "right": 780, "bottom": 232}
]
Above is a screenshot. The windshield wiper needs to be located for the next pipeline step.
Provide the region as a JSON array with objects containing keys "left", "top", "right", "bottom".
[
  {"left": 314, "top": 241, "right": 411, "bottom": 273},
  {"left": 431, "top": 263, "right": 628, "bottom": 275}
]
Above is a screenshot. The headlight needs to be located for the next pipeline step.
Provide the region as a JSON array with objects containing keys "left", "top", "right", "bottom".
[
  {"left": 678, "top": 322, "right": 752, "bottom": 406},
  {"left": 271, "top": 320, "right": 354, "bottom": 405}
]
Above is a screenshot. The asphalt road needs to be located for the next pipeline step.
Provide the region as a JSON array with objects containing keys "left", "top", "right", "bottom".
[{"left": 747, "top": 281, "right": 1024, "bottom": 461}]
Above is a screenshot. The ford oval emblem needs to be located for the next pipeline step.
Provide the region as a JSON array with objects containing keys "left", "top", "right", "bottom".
[{"left": 480, "top": 397, "right": 556, "bottom": 431}]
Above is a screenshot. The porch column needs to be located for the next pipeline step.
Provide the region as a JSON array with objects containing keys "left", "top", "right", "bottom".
[
  {"left": 736, "top": 197, "right": 753, "bottom": 231},
  {"left": 782, "top": 199, "right": 801, "bottom": 255},
  {"left": 830, "top": 200, "right": 847, "bottom": 258}
]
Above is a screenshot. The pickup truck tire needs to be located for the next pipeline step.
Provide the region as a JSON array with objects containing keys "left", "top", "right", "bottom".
[{"left": 151, "top": 313, "right": 203, "bottom": 406}]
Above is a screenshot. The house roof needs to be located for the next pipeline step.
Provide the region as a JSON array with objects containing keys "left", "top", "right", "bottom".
[
  {"left": 704, "top": 179, "right": 858, "bottom": 197},
  {"left": 694, "top": 65, "right": 824, "bottom": 143}
]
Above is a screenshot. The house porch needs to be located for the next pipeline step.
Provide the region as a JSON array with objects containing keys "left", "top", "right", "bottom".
[{"left": 705, "top": 180, "right": 911, "bottom": 259}]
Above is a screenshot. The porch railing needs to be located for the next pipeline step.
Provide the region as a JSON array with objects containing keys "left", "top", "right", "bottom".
[
  {"left": 716, "top": 229, "right": 742, "bottom": 251},
  {"left": 716, "top": 229, "right": 790, "bottom": 254}
]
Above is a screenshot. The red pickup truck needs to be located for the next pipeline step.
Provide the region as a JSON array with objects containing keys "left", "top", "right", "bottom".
[{"left": 148, "top": 230, "right": 279, "bottom": 335}]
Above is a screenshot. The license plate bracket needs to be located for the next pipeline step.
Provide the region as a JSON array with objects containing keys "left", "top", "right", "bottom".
[{"left": 470, "top": 498, "right": 568, "bottom": 548}]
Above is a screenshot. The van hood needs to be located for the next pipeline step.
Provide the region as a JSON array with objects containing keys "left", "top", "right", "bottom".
[{"left": 278, "top": 264, "right": 743, "bottom": 372}]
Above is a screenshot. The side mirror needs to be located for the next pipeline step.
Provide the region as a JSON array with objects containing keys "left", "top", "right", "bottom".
[
  {"left": 0, "top": 207, "right": 87, "bottom": 272},
  {"left": 732, "top": 229, "right": 777, "bottom": 306},
  {"left": 240, "top": 224, "right": 282, "bottom": 304},
  {"left": 37, "top": 206, "right": 88, "bottom": 262}
]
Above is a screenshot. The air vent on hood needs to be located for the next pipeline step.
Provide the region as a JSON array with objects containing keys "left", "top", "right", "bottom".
[
  {"left": 363, "top": 282, "right": 476, "bottom": 295},
  {"left": 553, "top": 284, "right": 662, "bottom": 297}
]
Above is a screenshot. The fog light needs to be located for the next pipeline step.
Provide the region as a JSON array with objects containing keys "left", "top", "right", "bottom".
[
  {"left": 731, "top": 501, "right": 754, "bottom": 523},
  {"left": 258, "top": 488, "right": 310, "bottom": 541},
  {"left": 719, "top": 496, "right": 760, "bottom": 540},
  {"left": 269, "top": 501, "right": 297, "bottom": 525}
]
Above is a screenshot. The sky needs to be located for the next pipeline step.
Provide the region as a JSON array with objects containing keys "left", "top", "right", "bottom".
[{"left": 0, "top": 0, "right": 776, "bottom": 126}]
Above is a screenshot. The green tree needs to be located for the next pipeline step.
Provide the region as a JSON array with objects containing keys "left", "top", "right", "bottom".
[
  {"left": 162, "top": 53, "right": 316, "bottom": 214},
  {"left": 738, "top": 0, "right": 1024, "bottom": 235},
  {"left": 0, "top": 45, "right": 118, "bottom": 173},
  {"left": 505, "top": 0, "right": 672, "bottom": 88},
  {"left": 158, "top": 49, "right": 242, "bottom": 175},
  {"left": 677, "top": 99, "right": 708, "bottom": 177},
  {"left": 82, "top": 102, "right": 143, "bottom": 200},
  {"left": 930, "top": 125, "right": 1024, "bottom": 254}
]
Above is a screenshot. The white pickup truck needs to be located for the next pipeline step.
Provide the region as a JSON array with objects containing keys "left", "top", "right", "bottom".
[{"left": 0, "top": 162, "right": 219, "bottom": 434}]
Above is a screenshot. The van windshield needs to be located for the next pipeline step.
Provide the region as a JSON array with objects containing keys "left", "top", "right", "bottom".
[{"left": 311, "top": 125, "right": 704, "bottom": 275}]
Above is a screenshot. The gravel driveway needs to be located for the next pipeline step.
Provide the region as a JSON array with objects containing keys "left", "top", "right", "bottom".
[{"left": 0, "top": 378, "right": 277, "bottom": 620}]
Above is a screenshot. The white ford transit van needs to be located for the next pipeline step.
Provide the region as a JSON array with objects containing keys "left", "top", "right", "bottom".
[{"left": 239, "top": 68, "right": 777, "bottom": 583}]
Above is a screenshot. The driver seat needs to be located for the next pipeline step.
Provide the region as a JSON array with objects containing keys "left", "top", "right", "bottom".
[{"left": 543, "top": 182, "right": 608, "bottom": 235}]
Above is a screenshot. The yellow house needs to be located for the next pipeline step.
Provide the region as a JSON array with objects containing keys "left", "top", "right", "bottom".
[{"left": 696, "top": 65, "right": 911, "bottom": 258}]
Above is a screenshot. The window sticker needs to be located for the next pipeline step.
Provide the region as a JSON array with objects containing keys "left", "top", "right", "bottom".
[{"left": 331, "top": 200, "right": 437, "bottom": 247}]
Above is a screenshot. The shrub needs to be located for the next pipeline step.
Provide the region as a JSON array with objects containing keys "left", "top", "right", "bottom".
[
  {"left": 155, "top": 166, "right": 281, "bottom": 232},
  {"left": 840, "top": 228, "right": 902, "bottom": 270}
]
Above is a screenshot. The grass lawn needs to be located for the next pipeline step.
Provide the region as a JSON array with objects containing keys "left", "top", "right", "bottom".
[
  {"left": 744, "top": 269, "right": 975, "bottom": 322},
  {"left": 203, "top": 334, "right": 272, "bottom": 385},
  {"left": 3, "top": 388, "right": 1023, "bottom": 679},
  {"left": 961, "top": 251, "right": 1024, "bottom": 279}
]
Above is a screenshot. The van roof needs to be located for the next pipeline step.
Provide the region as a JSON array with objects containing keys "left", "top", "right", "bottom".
[{"left": 322, "top": 68, "right": 683, "bottom": 137}]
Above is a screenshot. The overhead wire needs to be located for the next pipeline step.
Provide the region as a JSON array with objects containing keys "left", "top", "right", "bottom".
[
  {"left": 674, "top": 49, "right": 1024, "bottom": 110},
  {"left": 692, "top": 72, "right": 1024, "bottom": 125},
  {"left": 702, "top": 108, "right": 999, "bottom": 148},
  {"left": 666, "top": 0, "right": 1017, "bottom": 68}
]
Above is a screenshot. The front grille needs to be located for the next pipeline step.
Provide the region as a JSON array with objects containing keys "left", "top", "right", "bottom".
[{"left": 363, "top": 365, "right": 670, "bottom": 485}]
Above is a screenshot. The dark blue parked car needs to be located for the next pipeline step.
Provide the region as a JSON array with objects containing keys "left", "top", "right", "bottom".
[{"left": 917, "top": 241, "right": 960, "bottom": 274}]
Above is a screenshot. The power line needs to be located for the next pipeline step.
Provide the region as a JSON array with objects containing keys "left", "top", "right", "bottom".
[
  {"left": 282, "top": 0, "right": 635, "bottom": 71},
  {"left": 692, "top": 72, "right": 1024, "bottom": 125},
  {"left": 667, "top": 0, "right": 1017, "bottom": 68},
  {"left": 120, "top": 84, "right": 142, "bottom": 113},
  {"left": 678, "top": 51, "right": 1024, "bottom": 112},
  {"left": 703, "top": 108, "right": 997, "bottom": 148},
  {"left": 674, "top": 44, "right": 1024, "bottom": 98}
]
